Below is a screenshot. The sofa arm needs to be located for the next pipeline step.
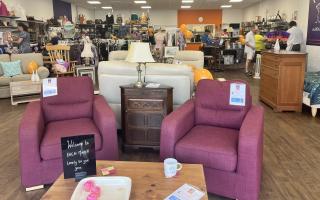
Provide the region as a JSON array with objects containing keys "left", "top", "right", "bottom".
[
  {"left": 37, "top": 66, "right": 50, "bottom": 79},
  {"left": 19, "top": 101, "right": 45, "bottom": 185},
  {"left": 93, "top": 95, "right": 119, "bottom": 160},
  {"left": 160, "top": 100, "right": 195, "bottom": 160}
]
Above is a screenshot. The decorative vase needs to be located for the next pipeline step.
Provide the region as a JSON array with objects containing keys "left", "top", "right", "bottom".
[
  {"left": 274, "top": 39, "right": 280, "bottom": 52},
  {"left": 35, "top": 70, "right": 40, "bottom": 82},
  {"left": 31, "top": 70, "right": 36, "bottom": 82}
]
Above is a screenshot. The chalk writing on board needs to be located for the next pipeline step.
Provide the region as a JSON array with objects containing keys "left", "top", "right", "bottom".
[{"left": 61, "top": 135, "right": 96, "bottom": 179}]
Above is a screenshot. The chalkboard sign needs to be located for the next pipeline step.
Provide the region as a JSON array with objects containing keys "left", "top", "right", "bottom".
[{"left": 61, "top": 135, "right": 96, "bottom": 179}]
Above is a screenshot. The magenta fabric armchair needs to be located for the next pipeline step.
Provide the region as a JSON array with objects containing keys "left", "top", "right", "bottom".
[
  {"left": 160, "top": 80, "right": 264, "bottom": 200},
  {"left": 19, "top": 77, "right": 118, "bottom": 189}
]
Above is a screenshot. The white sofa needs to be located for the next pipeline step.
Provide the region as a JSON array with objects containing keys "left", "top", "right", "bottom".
[
  {"left": 174, "top": 50, "right": 204, "bottom": 69},
  {"left": 98, "top": 61, "right": 194, "bottom": 128}
]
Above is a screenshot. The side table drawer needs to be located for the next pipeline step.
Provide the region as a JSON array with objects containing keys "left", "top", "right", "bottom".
[{"left": 127, "top": 99, "right": 164, "bottom": 111}]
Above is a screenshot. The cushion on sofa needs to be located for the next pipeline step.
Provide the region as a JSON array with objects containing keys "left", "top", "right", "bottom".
[
  {"left": 40, "top": 118, "right": 102, "bottom": 161},
  {"left": 0, "top": 76, "right": 11, "bottom": 86},
  {"left": 175, "top": 125, "right": 239, "bottom": 172},
  {"left": 0, "top": 54, "right": 10, "bottom": 76},
  {"left": 0, "top": 60, "right": 23, "bottom": 77},
  {"left": 11, "top": 74, "right": 32, "bottom": 82},
  {"left": 11, "top": 53, "right": 44, "bottom": 74}
]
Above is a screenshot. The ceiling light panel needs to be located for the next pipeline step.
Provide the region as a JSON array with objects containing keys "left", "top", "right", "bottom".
[{"left": 87, "top": 1, "right": 101, "bottom": 4}]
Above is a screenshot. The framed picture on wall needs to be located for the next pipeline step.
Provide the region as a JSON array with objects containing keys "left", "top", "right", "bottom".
[
  {"left": 307, "top": 0, "right": 320, "bottom": 46},
  {"left": 164, "top": 46, "right": 179, "bottom": 58}
]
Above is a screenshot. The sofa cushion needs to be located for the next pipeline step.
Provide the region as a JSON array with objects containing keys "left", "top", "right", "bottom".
[
  {"left": 11, "top": 74, "right": 32, "bottom": 82},
  {"left": 0, "top": 60, "right": 23, "bottom": 77},
  {"left": 0, "top": 54, "right": 10, "bottom": 76},
  {"left": 195, "top": 80, "right": 252, "bottom": 130},
  {"left": 11, "top": 53, "right": 44, "bottom": 74},
  {"left": 40, "top": 118, "right": 102, "bottom": 161},
  {"left": 175, "top": 125, "right": 238, "bottom": 172},
  {"left": 42, "top": 77, "right": 94, "bottom": 122},
  {"left": 0, "top": 76, "right": 11, "bottom": 86}
]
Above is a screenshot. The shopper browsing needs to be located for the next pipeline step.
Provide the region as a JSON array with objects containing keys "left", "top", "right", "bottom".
[
  {"left": 244, "top": 27, "right": 257, "bottom": 76},
  {"left": 286, "top": 21, "right": 304, "bottom": 52},
  {"left": 10, "top": 23, "right": 32, "bottom": 53},
  {"left": 201, "top": 29, "right": 214, "bottom": 46}
]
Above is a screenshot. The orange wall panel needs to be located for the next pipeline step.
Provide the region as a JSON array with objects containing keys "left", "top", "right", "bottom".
[{"left": 177, "top": 9, "right": 222, "bottom": 27}]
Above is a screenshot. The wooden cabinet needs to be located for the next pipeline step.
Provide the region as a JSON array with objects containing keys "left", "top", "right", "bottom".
[
  {"left": 260, "top": 51, "right": 307, "bottom": 112},
  {"left": 121, "top": 85, "right": 173, "bottom": 150}
]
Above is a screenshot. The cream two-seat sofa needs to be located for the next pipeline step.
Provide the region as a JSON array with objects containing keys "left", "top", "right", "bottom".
[
  {"left": 98, "top": 60, "right": 194, "bottom": 128},
  {"left": 0, "top": 53, "right": 50, "bottom": 98}
]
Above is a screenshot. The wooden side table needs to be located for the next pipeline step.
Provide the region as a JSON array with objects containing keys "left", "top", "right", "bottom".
[{"left": 121, "top": 85, "right": 173, "bottom": 150}]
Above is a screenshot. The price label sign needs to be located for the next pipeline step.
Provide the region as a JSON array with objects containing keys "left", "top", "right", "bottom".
[
  {"left": 42, "top": 78, "right": 58, "bottom": 98},
  {"left": 229, "top": 83, "right": 246, "bottom": 106},
  {"left": 61, "top": 135, "right": 96, "bottom": 179}
]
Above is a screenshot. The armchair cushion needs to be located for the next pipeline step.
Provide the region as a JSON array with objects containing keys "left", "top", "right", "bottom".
[
  {"left": 42, "top": 77, "right": 94, "bottom": 122},
  {"left": 175, "top": 125, "right": 238, "bottom": 172},
  {"left": 40, "top": 118, "right": 102, "bottom": 160},
  {"left": 195, "top": 80, "right": 252, "bottom": 129}
]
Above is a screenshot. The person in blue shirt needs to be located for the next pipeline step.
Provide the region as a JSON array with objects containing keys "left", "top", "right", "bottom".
[{"left": 201, "top": 29, "right": 213, "bottom": 46}]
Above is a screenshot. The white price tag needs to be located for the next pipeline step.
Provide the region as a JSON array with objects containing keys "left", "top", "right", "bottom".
[
  {"left": 42, "top": 78, "right": 58, "bottom": 98},
  {"left": 229, "top": 83, "right": 246, "bottom": 106}
]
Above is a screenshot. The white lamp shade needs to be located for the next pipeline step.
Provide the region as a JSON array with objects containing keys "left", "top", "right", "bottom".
[{"left": 125, "top": 42, "right": 155, "bottom": 63}]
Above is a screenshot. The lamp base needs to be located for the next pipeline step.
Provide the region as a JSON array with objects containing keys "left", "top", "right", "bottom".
[{"left": 135, "top": 81, "right": 144, "bottom": 88}]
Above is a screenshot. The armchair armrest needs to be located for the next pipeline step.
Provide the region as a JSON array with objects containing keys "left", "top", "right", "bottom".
[
  {"left": 93, "top": 95, "right": 119, "bottom": 160},
  {"left": 19, "top": 101, "right": 45, "bottom": 185},
  {"left": 237, "top": 105, "right": 264, "bottom": 176},
  {"left": 160, "top": 100, "right": 195, "bottom": 160}
]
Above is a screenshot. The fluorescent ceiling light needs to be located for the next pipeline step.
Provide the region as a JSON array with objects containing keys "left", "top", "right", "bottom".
[
  {"left": 87, "top": 1, "right": 101, "bottom": 4},
  {"left": 102, "top": 6, "right": 113, "bottom": 9},
  {"left": 141, "top": 6, "right": 151, "bottom": 9},
  {"left": 134, "top": 1, "right": 147, "bottom": 4},
  {"left": 221, "top": 5, "right": 232, "bottom": 8},
  {"left": 181, "top": 5, "right": 192, "bottom": 8},
  {"left": 229, "top": 0, "right": 243, "bottom": 2},
  {"left": 182, "top": 0, "right": 194, "bottom": 3}
]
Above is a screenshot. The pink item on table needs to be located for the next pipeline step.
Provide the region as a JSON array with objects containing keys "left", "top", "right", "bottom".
[
  {"left": 91, "top": 186, "right": 101, "bottom": 197},
  {"left": 84, "top": 180, "right": 95, "bottom": 192},
  {"left": 87, "top": 193, "right": 98, "bottom": 200}
]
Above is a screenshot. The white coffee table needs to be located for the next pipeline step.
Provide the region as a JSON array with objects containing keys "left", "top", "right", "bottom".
[{"left": 10, "top": 80, "right": 41, "bottom": 105}]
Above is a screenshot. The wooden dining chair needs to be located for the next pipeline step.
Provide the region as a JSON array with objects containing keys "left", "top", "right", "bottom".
[{"left": 46, "top": 45, "right": 77, "bottom": 77}]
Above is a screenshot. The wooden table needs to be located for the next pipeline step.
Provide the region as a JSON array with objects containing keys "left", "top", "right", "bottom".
[
  {"left": 10, "top": 80, "right": 41, "bottom": 105},
  {"left": 41, "top": 161, "right": 208, "bottom": 200}
]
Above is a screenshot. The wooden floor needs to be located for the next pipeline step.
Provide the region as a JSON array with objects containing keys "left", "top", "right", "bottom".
[{"left": 1, "top": 68, "right": 320, "bottom": 200}]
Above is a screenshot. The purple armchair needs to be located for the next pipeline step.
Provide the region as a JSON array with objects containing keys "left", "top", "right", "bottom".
[
  {"left": 160, "top": 80, "right": 264, "bottom": 200},
  {"left": 19, "top": 77, "right": 118, "bottom": 189}
]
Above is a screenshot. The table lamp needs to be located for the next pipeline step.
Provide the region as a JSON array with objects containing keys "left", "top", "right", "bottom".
[{"left": 125, "top": 42, "right": 155, "bottom": 88}]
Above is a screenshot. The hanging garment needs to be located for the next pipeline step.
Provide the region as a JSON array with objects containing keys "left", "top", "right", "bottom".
[
  {"left": 116, "top": 15, "right": 123, "bottom": 24},
  {"left": 106, "top": 14, "right": 114, "bottom": 25},
  {"left": 0, "top": 1, "right": 9, "bottom": 16}
]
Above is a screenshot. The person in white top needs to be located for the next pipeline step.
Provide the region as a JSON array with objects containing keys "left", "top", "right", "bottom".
[
  {"left": 286, "top": 21, "right": 304, "bottom": 52},
  {"left": 244, "top": 27, "right": 257, "bottom": 76}
]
